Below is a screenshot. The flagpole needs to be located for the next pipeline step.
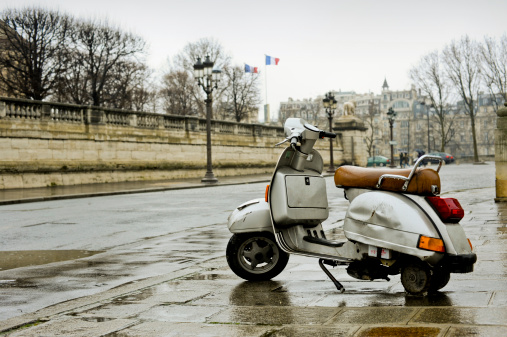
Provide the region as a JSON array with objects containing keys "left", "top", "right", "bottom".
[{"left": 264, "top": 55, "right": 268, "bottom": 105}]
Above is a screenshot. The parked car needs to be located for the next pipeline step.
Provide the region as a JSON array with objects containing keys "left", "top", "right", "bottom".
[
  {"left": 423, "top": 152, "right": 455, "bottom": 164},
  {"left": 367, "top": 156, "right": 390, "bottom": 167}
]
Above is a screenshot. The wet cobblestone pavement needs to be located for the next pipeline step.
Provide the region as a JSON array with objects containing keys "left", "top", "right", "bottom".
[{"left": 1, "top": 169, "right": 506, "bottom": 336}]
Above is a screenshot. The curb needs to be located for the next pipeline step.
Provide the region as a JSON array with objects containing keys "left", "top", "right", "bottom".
[{"left": 0, "top": 178, "right": 272, "bottom": 206}]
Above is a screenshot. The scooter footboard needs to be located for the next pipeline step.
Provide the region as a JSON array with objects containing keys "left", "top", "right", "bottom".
[{"left": 275, "top": 224, "right": 360, "bottom": 261}]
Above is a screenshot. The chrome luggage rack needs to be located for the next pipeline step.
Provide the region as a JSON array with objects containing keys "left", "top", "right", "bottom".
[{"left": 375, "top": 155, "right": 443, "bottom": 192}]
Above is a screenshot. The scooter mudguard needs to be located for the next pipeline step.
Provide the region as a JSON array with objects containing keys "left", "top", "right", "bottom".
[
  {"left": 344, "top": 189, "right": 443, "bottom": 264},
  {"left": 227, "top": 198, "right": 273, "bottom": 234}
]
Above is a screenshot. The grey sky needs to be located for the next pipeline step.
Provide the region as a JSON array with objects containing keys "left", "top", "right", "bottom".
[{"left": 3, "top": 0, "right": 507, "bottom": 121}]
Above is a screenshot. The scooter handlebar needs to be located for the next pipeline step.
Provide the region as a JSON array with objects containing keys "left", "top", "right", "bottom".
[{"left": 319, "top": 131, "right": 337, "bottom": 139}]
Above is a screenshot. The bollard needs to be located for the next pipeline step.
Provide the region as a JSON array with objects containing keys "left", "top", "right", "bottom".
[{"left": 495, "top": 99, "right": 507, "bottom": 202}]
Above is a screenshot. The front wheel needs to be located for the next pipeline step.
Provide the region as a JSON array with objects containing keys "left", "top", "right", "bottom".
[{"left": 226, "top": 232, "right": 289, "bottom": 281}]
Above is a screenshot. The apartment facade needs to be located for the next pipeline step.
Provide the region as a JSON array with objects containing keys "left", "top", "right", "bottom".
[{"left": 278, "top": 79, "right": 500, "bottom": 162}]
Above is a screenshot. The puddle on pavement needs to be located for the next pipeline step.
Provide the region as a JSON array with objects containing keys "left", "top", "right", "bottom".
[
  {"left": 181, "top": 273, "right": 223, "bottom": 280},
  {"left": 0, "top": 250, "right": 103, "bottom": 271},
  {"left": 81, "top": 317, "right": 115, "bottom": 322}
]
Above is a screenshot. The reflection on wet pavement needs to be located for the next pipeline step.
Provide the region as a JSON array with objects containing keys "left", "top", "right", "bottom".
[{"left": 0, "top": 250, "right": 103, "bottom": 271}]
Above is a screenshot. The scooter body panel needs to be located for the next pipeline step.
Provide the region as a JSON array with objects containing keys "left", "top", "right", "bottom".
[
  {"left": 270, "top": 167, "right": 328, "bottom": 227},
  {"left": 344, "top": 189, "right": 440, "bottom": 264},
  {"left": 345, "top": 189, "right": 439, "bottom": 238},
  {"left": 344, "top": 188, "right": 473, "bottom": 265}
]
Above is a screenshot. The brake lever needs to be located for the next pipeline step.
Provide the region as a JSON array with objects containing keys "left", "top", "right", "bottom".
[{"left": 275, "top": 138, "right": 289, "bottom": 147}]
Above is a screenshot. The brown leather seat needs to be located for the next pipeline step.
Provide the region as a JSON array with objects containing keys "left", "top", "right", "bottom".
[{"left": 334, "top": 166, "right": 441, "bottom": 196}]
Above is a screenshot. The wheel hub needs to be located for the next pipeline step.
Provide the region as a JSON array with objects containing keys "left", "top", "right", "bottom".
[{"left": 240, "top": 237, "right": 277, "bottom": 272}]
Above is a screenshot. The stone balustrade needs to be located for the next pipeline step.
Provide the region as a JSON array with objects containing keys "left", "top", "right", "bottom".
[
  {"left": 0, "top": 97, "right": 349, "bottom": 189},
  {"left": 0, "top": 97, "right": 285, "bottom": 138}
]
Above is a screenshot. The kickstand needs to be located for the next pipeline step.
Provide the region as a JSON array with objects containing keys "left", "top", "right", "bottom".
[{"left": 319, "top": 259, "right": 345, "bottom": 293}]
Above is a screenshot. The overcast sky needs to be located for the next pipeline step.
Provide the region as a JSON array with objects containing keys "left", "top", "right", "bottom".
[{"left": 2, "top": 0, "right": 507, "bottom": 121}]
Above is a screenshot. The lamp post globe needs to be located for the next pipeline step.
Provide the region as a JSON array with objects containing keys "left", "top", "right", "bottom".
[{"left": 193, "top": 55, "right": 221, "bottom": 184}]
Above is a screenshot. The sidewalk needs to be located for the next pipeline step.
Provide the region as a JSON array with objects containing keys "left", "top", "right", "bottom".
[{"left": 1, "top": 178, "right": 506, "bottom": 336}]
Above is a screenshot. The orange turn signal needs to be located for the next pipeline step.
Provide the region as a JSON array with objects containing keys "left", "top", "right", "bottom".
[
  {"left": 418, "top": 235, "right": 445, "bottom": 253},
  {"left": 265, "top": 184, "right": 269, "bottom": 202}
]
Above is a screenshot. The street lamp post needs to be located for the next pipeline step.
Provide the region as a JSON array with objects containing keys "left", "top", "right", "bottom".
[
  {"left": 387, "top": 107, "right": 397, "bottom": 168},
  {"left": 193, "top": 56, "right": 221, "bottom": 184},
  {"left": 420, "top": 100, "right": 432, "bottom": 154},
  {"left": 323, "top": 92, "right": 337, "bottom": 172}
]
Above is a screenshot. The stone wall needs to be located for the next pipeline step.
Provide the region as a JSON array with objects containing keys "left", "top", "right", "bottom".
[{"left": 0, "top": 97, "right": 354, "bottom": 189}]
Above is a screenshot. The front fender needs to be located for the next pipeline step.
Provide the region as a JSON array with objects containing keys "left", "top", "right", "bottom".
[{"left": 227, "top": 198, "right": 273, "bottom": 234}]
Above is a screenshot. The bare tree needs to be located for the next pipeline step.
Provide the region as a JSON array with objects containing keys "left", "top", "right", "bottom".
[
  {"left": 480, "top": 35, "right": 507, "bottom": 111},
  {"left": 53, "top": 49, "right": 89, "bottom": 104},
  {"left": 130, "top": 81, "right": 158, "bottom": 112},
  {"left": 443, "top": 36, "right": 482, "bottom": 162},
  {"left": 364, "top": 100, "right": 380, "bottom": 157},
  {"left": 71, "top": 19, "right": 146, "bottom": 106},
  {"left": 173, "top": 37, "right": 230, "bottom": 73},
  {"left": 0, "top": 7, "right": 72, "bottom": 100},
  {"left": 410, "top": 51, "right": 456, "bottom": 152},
  {"left": 222, "top": 65, "right": 261, "bottom": 122},
  {"left": 159, "top": 70, "right": 197, "bottom": 115},
  {"left": 172, "top": 38, "right": 231, "bottom": 118},
  {"left": 101, "top": 60, "right": 153, "bottom": 110}
]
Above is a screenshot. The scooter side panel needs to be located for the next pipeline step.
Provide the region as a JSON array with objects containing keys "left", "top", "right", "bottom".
[
  {"left": 442, "top": 223, "right": 473, "bottom": 255},
  {"left": 227, "top": 198, "right": 273, "bottom": 234},
  {"left": 403, "top": 194, "right": 473, "bottom": 256},
  {"left": 344, "top": 219, "right": 441, "bottom": 262},
  {"left": 344, "top": 190, "right": 443, "bottom": 263},
  {"left": 345, "top": 191, "right": 439, "bottom": 237}
]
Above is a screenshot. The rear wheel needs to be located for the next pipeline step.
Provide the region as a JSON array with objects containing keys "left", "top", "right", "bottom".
[
  {"left": 401, "top": 260, "right": 431, "bottom": 295},
  {"left": 226, "top": 232, "right": 289, "bottom": 281},
  {"left": 428, "top": 267, "right": 451, "bottom": 292}
]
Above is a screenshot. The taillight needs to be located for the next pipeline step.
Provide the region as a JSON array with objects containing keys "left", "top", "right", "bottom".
[
  {"left": 265, "top": 184, "right": 269, "bottom": 202},
  {"left": 426, "top": 196, "right": 465, "bottom": 223}
]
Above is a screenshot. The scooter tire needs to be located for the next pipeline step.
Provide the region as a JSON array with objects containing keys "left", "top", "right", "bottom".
[
  {"left": 226, "top": 232, "right": 289, "bottom": 281},
  {"left": 401, "top": 260, "right": 431, "bottom": 295},
  {"left": 428, "top": 267, "right": 451, "bottom": 292}
]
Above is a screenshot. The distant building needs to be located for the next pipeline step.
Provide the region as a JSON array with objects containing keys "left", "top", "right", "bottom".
[
  {"left": 0, "top": 20, "right": 24, "bottom": 98},
  {"left": 277, "top": 79, "right": 500, "bottom": 162},
  {"left": 278, "top": 97, "right": 324, "bottom": 127}
]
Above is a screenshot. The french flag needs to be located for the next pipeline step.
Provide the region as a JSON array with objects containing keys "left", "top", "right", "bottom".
[
  {"left": 245, "top": 64, "right": 258, "bottom": 73},
  {"left": 265, "top": 55, "right": 280, "bottom": 65}
]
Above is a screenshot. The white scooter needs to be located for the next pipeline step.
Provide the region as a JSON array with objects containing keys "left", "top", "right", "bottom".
[{"left": 226, "top": 118, "right": 476, "bottom": 295}]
